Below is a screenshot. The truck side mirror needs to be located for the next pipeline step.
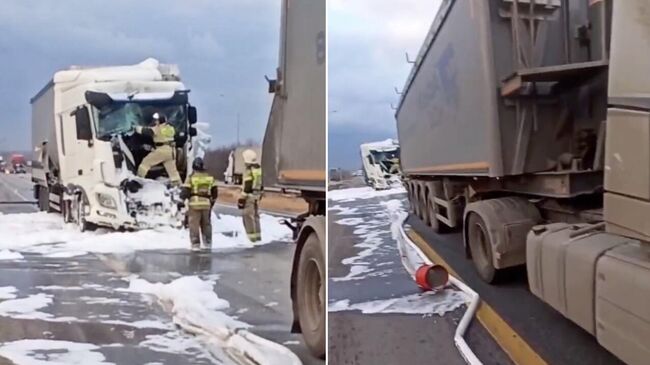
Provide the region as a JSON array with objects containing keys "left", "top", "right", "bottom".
[
  {"left": 265, "top": 75, "right": 278, "bottom": 94},
  {"left": 188, "top": 106, "right": 197, "bottom": 125},
  {"left": 189, "top": 127, "right": 197, "bottom": 137},
  {"left": 74, "top": 106, "right": 93, "bottom": 141}
]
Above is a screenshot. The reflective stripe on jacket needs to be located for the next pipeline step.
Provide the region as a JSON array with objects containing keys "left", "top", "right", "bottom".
[
  {"left": 152, "top": 123, "right": 175, "bottom": 144},
  {"left": 183, "top": 171, "right": 215, "bottom": 209}
]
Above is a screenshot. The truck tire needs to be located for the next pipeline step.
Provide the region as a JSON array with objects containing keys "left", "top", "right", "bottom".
[
  {"left": 296, "top": 232, "right": 325, "bottom": 358},
  {"left": 407, "top": 182, "right": 416, "bottom": 214},
  {"left": 427, "top": 193, "right": 443, "bottom": 233},
  {"left": 419, "top": 186, "right": 431, "bottom": 225},
  {"left": 37, "top": 186, "right": 49, "bottom": 212},
  {"left": 467, "top": 212, "right": 497, "bottom": 283},
  {"left": 73, "top": 195, "right": 96, "bottom": 232},
  {"left": 412, "top": 183, "right": 422, "bottom": 219}
]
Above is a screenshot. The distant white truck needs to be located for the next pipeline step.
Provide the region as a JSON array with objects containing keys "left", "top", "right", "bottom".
[
  {"left": 360, "top": 139, "right": 401, "bottom": 190},
  {"left": 223, "top": 146, "right": 261, "bottom": 185},
  {"left": 31, "top": 58, "right": 201, "bottom": 230}
]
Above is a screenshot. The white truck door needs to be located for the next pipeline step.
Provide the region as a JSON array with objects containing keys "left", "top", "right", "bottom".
[
  {"left": 71, "top": 106, "right": 96, "bottom": 181},
  {"left": 58, "top": 106, "right": 95, "bottom": 182}
]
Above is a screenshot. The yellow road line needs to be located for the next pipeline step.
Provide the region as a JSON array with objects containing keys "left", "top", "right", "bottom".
[{"left": 407, "top": 229, "right": 548, "bottom": 365}]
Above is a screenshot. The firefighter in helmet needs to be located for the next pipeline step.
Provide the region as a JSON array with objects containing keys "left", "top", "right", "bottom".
[
  {"left": 135, "top": 112, "right": 181, "bottom": 185},
  {"left": 181, "top": 157, "right": 218, "bottom": 251},
  {"left": 237, "top": 149, "right": 262, "bottom": 243}
]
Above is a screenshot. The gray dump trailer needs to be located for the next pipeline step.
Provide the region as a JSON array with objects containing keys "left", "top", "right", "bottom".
[
  {"left": 262, "top": 0, "right": 325, "bottom": 358},
  {"left": 397, "top": 1, "right": 649, "bottom": 363}
]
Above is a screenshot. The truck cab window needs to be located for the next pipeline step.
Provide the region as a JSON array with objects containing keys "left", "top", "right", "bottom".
[
  {"left": 75, "top": 106, "right": 93, "bottom": 140},
  {"left": 96, "top": 102, "right": 186, "bottom": 139}
]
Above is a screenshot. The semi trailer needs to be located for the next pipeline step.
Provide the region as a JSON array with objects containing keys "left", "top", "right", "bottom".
[
  {"left": 397, "top": 0, "right": 649, "bottom": 364},
  {"left": 262, "top": 0, "right": 326, "bottom": 358},
  {"left": 360, "top": 139, "right": 401, "bottom": 190},
  {"left": 31, "top": 58, "right": 200, "bottom": 230},
  {"left": 224, "top": 146, "right": 262, "bottom": 185}
]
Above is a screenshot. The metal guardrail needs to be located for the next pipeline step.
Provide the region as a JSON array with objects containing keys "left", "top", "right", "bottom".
[{"left": 0, "top": 201, "right": 37, "bottom": 205}]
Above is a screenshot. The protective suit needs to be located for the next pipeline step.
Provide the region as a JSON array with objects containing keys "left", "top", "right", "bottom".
[
  {"left": 181, "top": 157, "right": 218, "bottom": 251},
  {"left": 238, "top": 149, "right": 262, "bottom": 243},
  {"left": 136, "top": 113, "right": 181, "bottom": 185}
]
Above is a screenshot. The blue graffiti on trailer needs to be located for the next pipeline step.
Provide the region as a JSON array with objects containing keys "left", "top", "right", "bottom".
[
  {"left": 436, "top": 44, "right": 458, "bottom": 106},
  {"left": 414, "top": 43, "right": 459, "bottom": 130}
]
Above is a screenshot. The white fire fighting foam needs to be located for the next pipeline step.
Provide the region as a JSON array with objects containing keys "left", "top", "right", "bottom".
[
  {"left": 328, "top": 188, "right": 468, "bottom": 316},
  {"left": 124, "top": 276, "right": 301, "bottom": 365},
  {"left": 328, "top": 186, "right": 406, "bottom": 203},
  {"left": 0, "top": 211, "right": 291, "bottom": 258},
  {"left": 0, "top": 339, "right": 113, "bottom": 365}
]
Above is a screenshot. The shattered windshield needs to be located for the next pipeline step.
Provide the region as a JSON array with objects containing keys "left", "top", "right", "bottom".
[
  {"left": 370, "top": 149, "right": 398, "bottom": 163},
  {"left": 370, "top": 149, "right": 400, "bottom": 173},
  {"left": 96, "top": 102, "right": 187, "bottom": 138}
]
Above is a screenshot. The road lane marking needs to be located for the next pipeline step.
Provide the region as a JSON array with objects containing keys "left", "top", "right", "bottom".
[
  {"left": 406, "top": 229, "right": 548, "bottom": 365},
  {"left": 0, "top": 175, "right": 30, "bottom": 202}
]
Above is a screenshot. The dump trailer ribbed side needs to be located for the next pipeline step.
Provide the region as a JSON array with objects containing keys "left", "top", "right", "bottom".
[
  {"left": 262, "top": 0, "right": 326, "bottom": 193},
  {"left": 397, "top": 1, "right": 650, "bottom": 363},
  {"left": 397, "top": 0, "right": 607, "bottom": 179},
  {"left": 261, "top": 0, "right": 325, "bottom": 359}
]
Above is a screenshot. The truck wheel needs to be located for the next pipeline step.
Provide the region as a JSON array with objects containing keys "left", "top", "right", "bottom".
[
  {"left": 419, "top": 188, "right": 431, "bottom": 226},
  {"left": 297, "top": 232, "right": 325, "bottom": 358},
  {"left": 427, "top": 194, "right": 443, "bottom": 233},
  {"left": 62, "top": 199, "right": 72, "bottom": 223},
  {"left": 37, "top": 186, "right": 49, "bottom": 212},
  {"left": 467, "top": 212, "right": 497, "bottom": 283},
  {"left": 412, "top": 184, "right": 422, "bottom": 218},
  {"left": 407, "top": 183, "right": 416, "bottom": 214},
  {"left": 73, "top": 195, "right": 95, "bottom": 232}
]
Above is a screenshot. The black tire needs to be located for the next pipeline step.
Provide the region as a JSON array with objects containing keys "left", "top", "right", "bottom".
[
  {"left": 467, "top": 212, "right": 497, "bottom": 283},
  {"left": 296, "top": 232, "right": 325, "bottom": 358},
  {"left": 37, "top": 186, "right": 50, "bottom": 212},
  {"left": 427, "top": 194, "right": 441, "bottom": 233},
  {"left": 73, "top": 195, "right": 96, "bottom": 232},
  {"left": 407, "top": 184, "right": 416, "bottom": 214},
  {"left": 413, "top": 185, "right": 422, "bottom": 219},
  {"left": 427, "top": 194, "right": 451, "bottom": 234},
  {"left": 420, "top": 190, "right": 431, "bottom": 226},
  {"left": 62, "top": 199, "right": 72, "bottom": 223}
]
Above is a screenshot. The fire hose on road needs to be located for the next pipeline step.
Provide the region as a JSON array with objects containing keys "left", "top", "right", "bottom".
[{"left": 391, "top": 210, "right": 482, "bottom": 365}]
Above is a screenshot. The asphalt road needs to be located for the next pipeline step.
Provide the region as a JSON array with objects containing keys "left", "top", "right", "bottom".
[
  {"left": 0, "top": 173, "right": 321, "bottom": 365},
  {"left": 327, "top": 188, "right": 510, "bottom": 365},
  {"left": 408, "top": 216, "right": 623, "bottom": 365}
]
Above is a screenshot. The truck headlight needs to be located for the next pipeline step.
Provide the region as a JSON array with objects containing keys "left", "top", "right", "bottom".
[{"left": 96, "top": 193, "right": 117, "bottom": 209}]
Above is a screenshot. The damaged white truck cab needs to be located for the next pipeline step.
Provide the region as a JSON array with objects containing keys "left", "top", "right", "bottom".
[
  {"left": 360, "top": 139, "right": 401, "bottom": 190},
  {"left": 31, "top": 59, "right": 199, "bottom": 230}
]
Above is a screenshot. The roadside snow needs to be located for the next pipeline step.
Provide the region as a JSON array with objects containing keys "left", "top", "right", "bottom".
[
  {"left": 0, "top": 339, "right": 112, "bottom": 365},
  {"left": 0, "top": 211, "right": 290, "bottom": 257},
  {"left": 329, "top": 186, "right": 405, "bottom": 202},
  {"left": 124, "top": 276, "right": 301, "bottom": 365},
  {"left": 0, "top": 250, "right": 23, "bottom": 260}
]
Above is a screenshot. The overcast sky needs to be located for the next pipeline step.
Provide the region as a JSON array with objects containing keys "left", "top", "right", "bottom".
[
  {"left": 0, "top": 0, "right": 280, "bottom": 152},
  {"left": 328, "top": 0, "right": 442, "bottom": 169}
]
